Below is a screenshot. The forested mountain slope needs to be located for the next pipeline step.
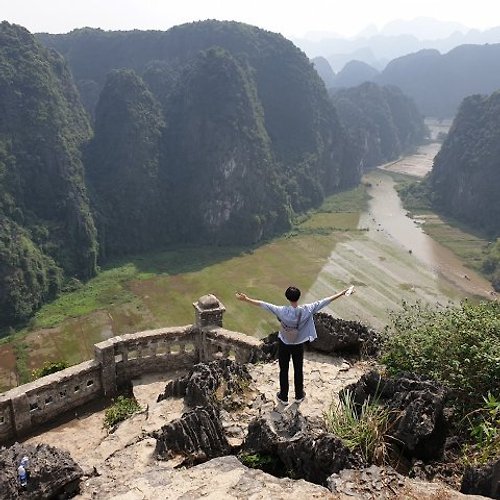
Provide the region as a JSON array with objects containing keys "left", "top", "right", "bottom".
[
  {"left": 331, "top": 60, "right": 379, "bottom": 89},
  {"left": 331, "top": 82, "right": 428, "bottom": 169},
  {"left": 0, "top": 22, "right": 98, "bottom": 327},
  {"left": 41, "top": 21, "right": 361, "bottom": 250},
  {"left": 430, "top": 91, "right": 500, "bottom": 236}
]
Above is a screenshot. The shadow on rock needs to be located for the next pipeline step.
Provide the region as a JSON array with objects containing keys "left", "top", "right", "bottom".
[{"left": 461, "top": 459, "right": 500, "bottom": 499}]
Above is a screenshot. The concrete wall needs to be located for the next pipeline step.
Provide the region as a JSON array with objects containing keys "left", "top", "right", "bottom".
[{"left": 0, "top": 314, "right": 262, "bottom": 445}]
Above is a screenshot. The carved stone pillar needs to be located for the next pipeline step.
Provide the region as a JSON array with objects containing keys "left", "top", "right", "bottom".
[{"left": 193, "top": 294, "right": 226, "bottom": 328}]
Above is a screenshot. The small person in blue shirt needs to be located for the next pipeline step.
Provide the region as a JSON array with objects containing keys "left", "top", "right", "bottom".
[
  {"left": 236, "top": 285, "right": 353, "bottom": 405},
  {"left": 18, "top": 456, "right": 29, "bottom": 489}
]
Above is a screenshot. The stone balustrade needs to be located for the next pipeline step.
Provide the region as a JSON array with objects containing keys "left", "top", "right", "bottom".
[{"left": 0, "top": 295, "right": 262, "bottom": 446}]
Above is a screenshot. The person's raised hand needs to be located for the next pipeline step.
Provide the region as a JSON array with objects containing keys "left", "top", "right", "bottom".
[{"left": 235, "top": 291, "right": 247, "bottom": 301}]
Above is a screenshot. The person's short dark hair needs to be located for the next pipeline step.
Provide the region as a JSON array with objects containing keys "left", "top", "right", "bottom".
[{"left": 285, "top": 286, "right": 301, "bottom": 302}]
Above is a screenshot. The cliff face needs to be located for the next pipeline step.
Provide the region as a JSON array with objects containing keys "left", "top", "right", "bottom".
[
  {"left": 430, "top": 91, "right": 500, "bottom": 236},
  {"left": 162, "top": 48, "right": 290, "bottom": 244},
  {"left": 85, "top": 69, "right": 165, "bottom": 257},
  {"left": 0, "top": 22, "right": 97, "bottom": 327},
  {"left": 331, "top": 82, "right": 428, "bottom": 169}
]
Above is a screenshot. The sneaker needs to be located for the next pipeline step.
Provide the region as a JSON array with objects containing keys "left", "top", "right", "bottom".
[
  {"left": 295, "top": 392, "right": 306, "bottom": 403},
  {"left": 276, "top": 392, "right": 288, "bottom": 405}
]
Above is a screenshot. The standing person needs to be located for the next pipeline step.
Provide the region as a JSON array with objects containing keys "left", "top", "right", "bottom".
[
  {"left": 17, "top": 456, "right": 29, "bottom": 489},
  {"left": 235, "top": 285, "right": 353, "bottom": 405}
]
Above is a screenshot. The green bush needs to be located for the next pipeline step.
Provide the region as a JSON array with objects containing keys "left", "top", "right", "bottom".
[
  {"left": 463, "top": 393, "right": 500, "bottom": 465},
  {"left": 396, "top": 179, "right": 433, "bottom": 212},
  {"left": 381, "top": 300, "right": 500, "bottom": 414},
  {"left": 32, "top": 360, "right": 69, "bottom": 380},
  {"left": 324, "top": 390, "right": 396, "bottom": 463},
  {"left": 481, "top": 238, "right": 500, "bottom": 291},
  {"left": 104, "top": 396, "right": 141, "bottom": 429},
  {"left": 238, "top": 452, "right": 284, "bottom": 476}
]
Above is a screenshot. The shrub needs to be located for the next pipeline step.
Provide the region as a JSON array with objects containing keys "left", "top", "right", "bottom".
[
  {"left": 463, "top": 393, "right": 500, "bottom": 465},
  {"left": 381, "top": 300, "right": 500, "bottom": 415},
  {"left": 32, "top": 360, "right": 69, "bottom": 380},
  {"left": 324, "top": 389, "right": 396, "bottom": 464},
  {"left": 396, "top": 179, "right": 433, "bottom": 212},
  {"left": 238, "top": 452, "right": 284, "bottom": 476},
  {"left": 104, "top": 396, "right": 141, "bottom": 429},
  {"left": 482, "top": 238, "right": 500, "bottom": 291}
]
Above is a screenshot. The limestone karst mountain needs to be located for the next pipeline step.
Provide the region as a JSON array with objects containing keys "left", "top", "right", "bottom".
[
  {"left": 0, "top": 22, "right": 98, "bottom": 328},
  {"left": 331, "top": 82, "right": 428, "bottom": 169},
  {"left": 430, "top": 90, "right": 500, "bottom": 237},
  {"left": 40, "top": 20, "right": 361, "bottom": 249}
]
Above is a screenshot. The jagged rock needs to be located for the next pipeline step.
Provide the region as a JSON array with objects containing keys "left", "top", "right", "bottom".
[
  {"left": 328, "top": 464, "right": 406, "bottom": 498},
  {"left": 157, "top": 376, "right": 188, "bottom": 400},
  {"left": 157, "top": 359, "right": 252, "bottom": 409},
  {"left": 461, "top": 460, "right": 500, "bottom": 499},
  {"left": 260, "top": 331, "right": 280, "bottom": 361},
  {"left": 153, "top": 404, "right": 231, "bottom": 465},
  {"left": 244, "top": 409, "right": 310, "bottom": 454},
  {"left": 242, "top": 410, "right": 355, "bottom": 485},
  {"left": 345, "top": 370, "right": 448, "bottom": 460},
  {"left": 0, "top": 442, "right": 83, "bottom": 499},
  {"left": 281, "top": 434, "right": 355, "bottom": 484},
  {"left": 312, "top": 313, "right": 381, "bottom": 356}
]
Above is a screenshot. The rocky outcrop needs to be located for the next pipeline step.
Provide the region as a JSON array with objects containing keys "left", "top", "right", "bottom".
[
  {"left": 344, "top": 370, "right": 448, "bottom": 460},
  {"left": 0, "top": 442, "right": 83, "bottom": 499},
  {"left": 312, "top": 313, "right": 381, "bottom": 356},
  {"left": 461, "top": 460, "right": 500, "bottom": 499},
  {"left": 328, "top": 464, "right": 406, "bottom": 498},
  {"left": 242, "top": 409, "right": 355, "bottom": 485},
  {"left": 157, "top": 359, "right": 252, "bottom": 410},
  {"left": 153, "top": 405, "right": 231, "bottom": 465}
]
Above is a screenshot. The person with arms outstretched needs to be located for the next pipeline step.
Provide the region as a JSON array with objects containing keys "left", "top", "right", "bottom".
[{"left": 235, "top": 285, "right": 353, "bottom": 405}]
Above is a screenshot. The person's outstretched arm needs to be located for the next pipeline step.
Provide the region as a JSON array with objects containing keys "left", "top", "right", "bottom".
[
  {"left": 326, "top": 288, "right": 351, "bottom": 303},
  {"left": 235, "top": 291, "right": 262, "bottom": 307},
  {"left": 308, "top": 287, "right": 354, "bottom": 314}
]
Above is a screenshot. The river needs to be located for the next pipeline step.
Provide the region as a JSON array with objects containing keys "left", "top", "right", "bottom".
[{"left": 305, "top": 139, "right": 494, "bottom": 329}]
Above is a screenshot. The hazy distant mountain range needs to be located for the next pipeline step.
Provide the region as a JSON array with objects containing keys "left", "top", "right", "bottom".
[
  {"left": 296, "top": 17, "right": 500, "bottom": 71},
  {"left": 315, "top": 42, "right": 500, "bottom": 118}
]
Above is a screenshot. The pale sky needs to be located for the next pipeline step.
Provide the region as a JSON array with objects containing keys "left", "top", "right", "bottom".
[{"left": 1, "top": 0, "right": 499, "bottom": 38}]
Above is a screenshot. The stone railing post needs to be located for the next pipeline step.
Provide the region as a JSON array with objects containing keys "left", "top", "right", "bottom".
[
  {"left": 94, "top": 340, "right": 117, "bottom": 397},
  {"left": 193, "top": 294, "right": 226, "bottom": 328},
  {"left": 10, "top": 393, "right": 31, "bottom": 438}
]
